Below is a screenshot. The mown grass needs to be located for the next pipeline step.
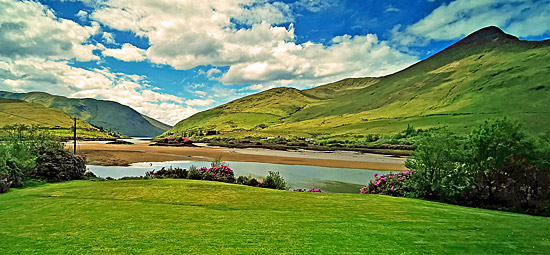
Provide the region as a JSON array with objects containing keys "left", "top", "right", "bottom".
[{"left": 1, "top": 179, "right": 548, "bottom": 254}]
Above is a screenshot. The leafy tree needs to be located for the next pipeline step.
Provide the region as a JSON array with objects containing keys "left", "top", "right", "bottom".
[
  {"left": 404, "top": 127, "right": 470, "bottom": 201},
  {"left": 464, "top": 118, "right": 532, "bottom": 173}
]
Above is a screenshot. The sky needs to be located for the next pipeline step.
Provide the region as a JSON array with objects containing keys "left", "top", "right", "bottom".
[{"left": 0, "top": 0, "right": 549, "bottom": 125}]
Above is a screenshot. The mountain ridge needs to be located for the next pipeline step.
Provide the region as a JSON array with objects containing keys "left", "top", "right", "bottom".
[
  {"left": 163, "top": 26, "right": 550, "bottom": 139},
  {"left": 0, "top": 91, "right": 171, "bottom": 137}
]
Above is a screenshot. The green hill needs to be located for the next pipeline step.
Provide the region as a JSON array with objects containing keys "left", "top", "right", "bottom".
[
  {"left": 0, "top": 91, "right": 171, "bottom": 137},
  {"left": 0, "top": 98, "right": 114, "bottom": 139},
  {"left": 165, "top": 26, "right": 550, "bottom": 139}
]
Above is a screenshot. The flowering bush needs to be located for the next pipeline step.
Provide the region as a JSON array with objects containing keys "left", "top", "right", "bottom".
[
  {"left": 294, "top": 188, "right": 324, "bottom": 193},
  {"left": 201, "top": 165, "right": 235, "bottom": 183},
  {"left": 158, "top": 137, "right": 193, "bottom": 145},
  {"left": 360, "top": 170, "right": 412, "bottom": 196}
]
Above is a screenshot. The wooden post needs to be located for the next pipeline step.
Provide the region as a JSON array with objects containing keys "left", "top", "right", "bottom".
[{"left": 73, "top": 117, "right": 77, "bottom": 155}]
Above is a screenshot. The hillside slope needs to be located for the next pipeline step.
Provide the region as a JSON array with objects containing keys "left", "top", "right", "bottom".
[
  {"left": 165, "top": 26, "right": 550, "bottom": 138},
  {"left": 0, "top": 98, "right": 114, "bottom": 139},
  {"left": 0, "top": 92, "right": 171, "bottom": 137}
]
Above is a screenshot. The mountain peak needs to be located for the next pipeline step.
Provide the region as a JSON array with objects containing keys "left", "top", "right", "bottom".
[{"left": 456, "top": 26, "right": 518, "bottom": 46}]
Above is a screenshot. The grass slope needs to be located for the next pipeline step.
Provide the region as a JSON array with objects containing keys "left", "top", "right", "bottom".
[
  {"left": 0, "top": 91, "right": 170, "bottom": 137},
  {"left": 0, "top": 98, "right": 114, "bottom": 139},
  {"left": 165, "top": 27, "right": 550, "bottom": 139},
  {"left": 141, "top": 114, "right": 172, "bottom": 132},
  {"left": 0, "top": 180, "right": 548, "bottom": 254}
]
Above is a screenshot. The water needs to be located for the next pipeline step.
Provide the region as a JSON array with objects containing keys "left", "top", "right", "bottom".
[
  {"left": 87, "top": 161, "right": 393, "bottom": 194},
  {"left": 77, "top": 137, "right": 152, "bottom": 144}
]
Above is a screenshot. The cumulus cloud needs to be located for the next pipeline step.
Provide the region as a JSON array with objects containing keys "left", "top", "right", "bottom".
[
  {"left": 0, "top": 56, "right": 196, "bottom": 125},
  {"left": 394, "top": 0, "right": 550, "bottom": 45},
  {"left": 85, "top": 0, "right": 417, "bottom": 87},
  {"left": 219, "top": 33, "right": 417, "bottom": 85},
  {"left": 185, "top": 98, "right": 215, "bottom": 106},
  {"left": 76, "top": 10, "right": 88, "bottom": 21},
  {"left": 0, "top": 0, "right": 100, "bottom": 61},
  {"left": 0, "top": 0, "right": 198, "bottom": 125},
  {"left": 102, "top": 32, "right": 116, "bottom": 44},
  {"left": 103, "top": 43, "right": 147, "bottom": 62}
]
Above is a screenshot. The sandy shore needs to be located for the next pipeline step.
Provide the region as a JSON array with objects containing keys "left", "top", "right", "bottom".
[{"left": 69, "top": 142, "right": 408, "bottom": 171}]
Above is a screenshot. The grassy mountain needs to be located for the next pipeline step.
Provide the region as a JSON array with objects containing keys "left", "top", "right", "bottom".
[
  {"left": 0, "top": 98, "right": 114, "bottom": 139},
  {"left": 165, "top": 26, "right": 550, "bottom": 139},
  {"left": 141, "top": 114, "right": 172, "bottom": 131},
  {"left": 0, "top": 91, "right": 171, "bottom": 137}
]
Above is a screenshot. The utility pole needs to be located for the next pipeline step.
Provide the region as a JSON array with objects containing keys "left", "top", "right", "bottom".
[{"left": 73, "top": 117, "right": 77, "bottom": 154}]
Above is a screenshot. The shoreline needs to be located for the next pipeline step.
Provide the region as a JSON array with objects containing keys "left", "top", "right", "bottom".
[{"left": 69, "top": 142, "right": 408, "bottom": 171}]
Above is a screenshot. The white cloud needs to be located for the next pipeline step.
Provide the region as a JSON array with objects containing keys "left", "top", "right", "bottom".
[
  {"left": 0, "top": 1, "right": 198, "bottom": 125},
  {"left": 206, "top": 68, "right": 222, "bottom": 79},
  {"left": 385, "top": 5, "right": 401, "bottom": 13},
  {"left": 193, "top": 90, "right": 208, "bottom": 96},
  {"left": 394, "top": 0, "right": 550, "bottom": 45},
  {"left": 76, "top": 10, "right": 88, "bottom": 21},
  {"left": 239, "top": 84, "right": 269, "bottom": 91},
  {"left": 103, "top": 43, "right": 147, "bottom": 62},
  {"left": 219, "top": 33, "right": 417, "bottom": 85},
  {"left": 294, "top": 0, "right": 339, "bottom": 12},
  {"left": 0, "top": 0, "right": 100, "bottom": 61},
  {"left": 185, "top": 98, "right": 215, "bottom": 106},
  {"left": 84, "top": 0, "right": 417, "bottom": 88},
  {"left": 0, "top": 56, "right": 197, "bottom": 125},
  {"left": 102, "top": 32, "right": 116, "bottom": 44}
]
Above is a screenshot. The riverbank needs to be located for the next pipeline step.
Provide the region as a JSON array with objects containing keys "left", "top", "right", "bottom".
[{"left": 69, "top": 142, "right": 407, "bottom": 171}]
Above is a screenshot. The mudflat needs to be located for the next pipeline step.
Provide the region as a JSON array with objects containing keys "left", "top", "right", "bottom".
[{"left": 69, "top": 142, "right": 407, "bottom": 171}]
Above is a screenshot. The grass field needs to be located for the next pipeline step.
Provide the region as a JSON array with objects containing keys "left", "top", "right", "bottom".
[{"left": 1, "top": 179, "right": 549, "bottom": 254}]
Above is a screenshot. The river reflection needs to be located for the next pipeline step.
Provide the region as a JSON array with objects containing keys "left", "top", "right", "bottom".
[{"left": 87, "top": 160, "right": 394, "bottom": 194}]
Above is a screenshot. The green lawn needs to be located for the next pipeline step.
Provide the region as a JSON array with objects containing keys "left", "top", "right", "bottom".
[{"left": 1, "top": 180, "right": 548, "bottom": 254}]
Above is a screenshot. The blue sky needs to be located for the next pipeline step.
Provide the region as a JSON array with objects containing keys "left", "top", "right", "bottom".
[{"left": 1, "top": 0, "right": 549, "bottom": 125}]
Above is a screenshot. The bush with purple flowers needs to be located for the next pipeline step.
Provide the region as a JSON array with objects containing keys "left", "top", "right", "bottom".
[
  {"left": 201, "top": 165, "right": 236, "bottom": 183},
  {"left": 360, "top": 170, "right": 412, "bottom": 196}
]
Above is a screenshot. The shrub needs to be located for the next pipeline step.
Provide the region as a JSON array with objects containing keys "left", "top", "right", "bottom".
[
  {"left": 360, "top": 171, "right": 412, "bottom": 196},
  {"left": 294, "top": 188, "right": 324, "bottom": 193},
  {"left": 364, "top": 134, "right": 380, "bottom": 143},
  {"left": 459, "top": 156, "right": 550, "bottom": 215},
  {"left": 532, "top": 132, "right": 550, "bottom": 168},
  {"left": 187, "top": 166, "right": 202, "bottom": 180},
  {"left": 119, "top": 176, "right": 148, "bottom": 180},
  {"left": 83, "top": 171, "right": 98, "bottom": 180},
  {"left": 259, "top": 171, "right": 287, "bottom": 190},
  {"left": 247, "top": 178, "right": 259, "bottom": 187},
  {"left": 146, "top": 167, "right": 188, "bottom": 179},
  {"left": 0, "top": 125, "right": 77, "bottom": 191},
  {"left": 236, "top": 175, "right": 250, "bottom": 185},
  {"left": 201, "top": 165, "right": 235, "bottom": 183},
  {"left": 30, "top": 147, "right": 86, "bottom": 182}
]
